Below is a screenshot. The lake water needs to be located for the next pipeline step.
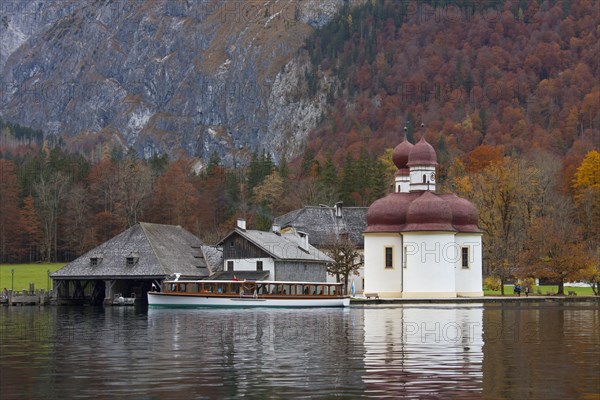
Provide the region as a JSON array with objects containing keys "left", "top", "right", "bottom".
[{"left": 1, "top": 302, "right": 598, "bottom": 399}]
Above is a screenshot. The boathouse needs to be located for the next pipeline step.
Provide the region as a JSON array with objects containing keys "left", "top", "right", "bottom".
[
  {"left": 51, "top": 222, "right": 215, "bottom": 304},
  {"left": 216, "top": 220, "right": 332, "bottom": 282}
]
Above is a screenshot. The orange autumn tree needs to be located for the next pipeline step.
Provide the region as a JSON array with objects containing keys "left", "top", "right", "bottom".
[
  {"left": 462, "top": 145, "right": 504, "bottom": 174},
  {"left": 572, "top": 150, "right": 600, "bottom": 294},
  {"left": 519, "top": 215, "right": 594, "bottom": 295},
  {"left": 572, "top": 150, "right": 600, "bottom": 238}
]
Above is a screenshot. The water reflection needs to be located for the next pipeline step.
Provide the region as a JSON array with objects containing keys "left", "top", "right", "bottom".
[
  {"left": 0, "top": 302, "right": 598, "bottom": 399},
  {"left": 361, "top": 304, "right": 484, "bottom": 398},
  {"left": 146, "top": 308, "right": 364, "bottom": 399}
]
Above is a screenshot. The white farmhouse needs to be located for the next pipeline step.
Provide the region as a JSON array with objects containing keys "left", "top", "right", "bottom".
[{"left": 363, "top": 135, "right": 483, "bottom": 298}]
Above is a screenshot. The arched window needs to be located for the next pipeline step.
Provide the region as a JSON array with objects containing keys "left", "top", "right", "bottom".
[{"left": 422, "top": 174, "right": 427, "bottom": 183}]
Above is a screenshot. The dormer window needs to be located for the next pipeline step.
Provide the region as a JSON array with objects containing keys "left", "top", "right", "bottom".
[
  {"left": 90, "top": 255, "right": 103, "bottom": 266},
  {"left": 126, "top": 252, "right": 139, "bottom": 266}
]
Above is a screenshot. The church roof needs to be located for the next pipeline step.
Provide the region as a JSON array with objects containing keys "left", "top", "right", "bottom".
[
  {"left": 392, "top": 138, "right": 414, "bottom": 170},
  {"left": 406, "top": 136, "right": 437, "bottom": 166},
  {"left": 365, "top": 191, "right": 481, "bottom": 233},
  {"left": 52, "top": 223, "right": 209, "bottom": 279}
]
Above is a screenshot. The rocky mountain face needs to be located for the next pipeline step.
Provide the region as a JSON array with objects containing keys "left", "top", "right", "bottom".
[
  {"left": 1, "top": 0, "right": 70, "bottom": 69},
  {"left": 0, "top": 0, "right": 349, "bottom": 165}
]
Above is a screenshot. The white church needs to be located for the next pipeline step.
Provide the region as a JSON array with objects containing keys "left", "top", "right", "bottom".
[{"left": 363, "top": 132, "right": 484, "bottom": 298}]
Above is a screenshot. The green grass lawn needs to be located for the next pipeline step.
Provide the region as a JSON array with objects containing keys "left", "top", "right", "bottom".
[
  {"left": 484, "top": 284, "right": 596, "bottom": 296},
  {"left": 0, "top": 263, "right": 65, "bottom": 292}
]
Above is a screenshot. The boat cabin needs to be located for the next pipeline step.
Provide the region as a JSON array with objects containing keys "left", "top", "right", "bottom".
[{"left": 161, "top": 280, "right": 344, "bottom": 298}]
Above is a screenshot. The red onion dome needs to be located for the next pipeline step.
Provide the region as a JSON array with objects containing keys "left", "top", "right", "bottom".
[
  {"left": 365, "top": 193, "right": 416, "bottom": 233},
  {"left": 407, "top": 136, "right": 437, "bottom": 166},
  {"left": 441, "top": 194, "right": 482, "bottom": 233},
  {"left": 392, "top": 139, "right": 414, "bottom": 170},
  {"left": 404, "top": 191, "right": 455, "bottom": 231}
]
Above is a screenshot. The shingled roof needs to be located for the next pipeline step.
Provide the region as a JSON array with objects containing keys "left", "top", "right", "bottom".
[
  {"left": 274, "top": 205, "right": 368, "bottom": 249},
  {"left": 52, "top": 222, "right": 208, "bottom": 279},
  {"left": 219, "top": 228, "right": 333, "bottom": 263},
  {"left": 201, "top": 245, "right": 223, "bottom": 273}
]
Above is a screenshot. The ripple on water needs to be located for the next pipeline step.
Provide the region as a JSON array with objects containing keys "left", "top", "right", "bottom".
[{"left": 0, "top": 303, "right": 598, "bottom": 399}]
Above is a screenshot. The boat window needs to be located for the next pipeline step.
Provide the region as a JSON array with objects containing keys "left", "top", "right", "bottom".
[
  {"left": 169, "top": 283, "right": 177, "bottom": 292},
  {"left": 179, "top": 283, "right": 187, "bottom": 292},
  {"left": 231, "top": 283, "right": 240, "bottom": 294},
  {"left": 242, "top": 283, "right": 253, "bottom": 295},
  {"left": 191, "top": 283, "right": 200, "bottom": 293},
  {"left": 323, "top": 286, "right": 329, "bottom": 295}
]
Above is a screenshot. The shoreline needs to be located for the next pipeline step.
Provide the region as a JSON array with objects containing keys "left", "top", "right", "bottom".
[{"left": 350, "top": 296, "right": 600, "bottom": 305}]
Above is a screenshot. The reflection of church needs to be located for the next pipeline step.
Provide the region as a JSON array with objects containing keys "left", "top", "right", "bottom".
[{"left": 364, "top": 133, "right": 483, "bottom": 298}]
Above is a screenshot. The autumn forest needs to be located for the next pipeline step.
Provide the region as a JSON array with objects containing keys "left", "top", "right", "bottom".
[{"left": 0, "top": 0, "right": 598, "bottom": 292}]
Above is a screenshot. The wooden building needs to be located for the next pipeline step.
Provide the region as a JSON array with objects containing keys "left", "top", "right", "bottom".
[
  {"left": 274, "top": 202, "right": 368, "bottom": 293},
  {"left": 274, "top": 202, "right": 368, "bottom": 250},
  {"left": 51, "top": 222, "right": 216, "bottom": 305},
  {"left": 216, "top": 220, "right": 332, "bottom": 282}
]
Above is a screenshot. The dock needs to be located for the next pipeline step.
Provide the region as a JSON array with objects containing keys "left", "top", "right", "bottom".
[{"left": 1, "top": 288, "right": 51, "bottom": 306}]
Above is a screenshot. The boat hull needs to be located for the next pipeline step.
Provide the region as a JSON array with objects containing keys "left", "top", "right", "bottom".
[{"left": 148, "top": 292, "right": 350, "bottom": 308}]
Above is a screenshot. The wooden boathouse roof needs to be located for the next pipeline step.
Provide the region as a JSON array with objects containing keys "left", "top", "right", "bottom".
[{"left": 52, "top": 222, "right": 210, "bottom": 280}]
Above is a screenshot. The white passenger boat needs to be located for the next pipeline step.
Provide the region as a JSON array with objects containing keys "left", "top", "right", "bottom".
[{"left": 148, "top": 280, "right": 350, "bottom": 308}]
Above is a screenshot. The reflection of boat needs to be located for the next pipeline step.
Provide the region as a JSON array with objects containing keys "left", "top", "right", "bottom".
[
  {"left": 148, "top": 280, "right": 350, "bottom": 308},
  {"left": 113, "top": 293, "right": 136, "bottom": 306}
]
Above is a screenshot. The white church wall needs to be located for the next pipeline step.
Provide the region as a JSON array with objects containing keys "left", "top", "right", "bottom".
[
  {"left": 363, "top": 234, "right": 404, "bottom": 297},
  {"left": 402, "top": 232, "right": 457, "bottom": 298},
  {"left": 454, "top": 234, "right": 484, "bottom": 297}
]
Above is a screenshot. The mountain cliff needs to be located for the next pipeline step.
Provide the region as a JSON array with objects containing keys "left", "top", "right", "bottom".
[{"left": 1, "top": 0, "right": 350, "bottom": 165}]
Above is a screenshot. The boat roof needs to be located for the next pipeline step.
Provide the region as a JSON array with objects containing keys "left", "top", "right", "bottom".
[{"left": 163, "top": 280, "right": 343, "bottom": 285}]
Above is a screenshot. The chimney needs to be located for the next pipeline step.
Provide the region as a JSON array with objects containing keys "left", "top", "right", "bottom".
[
  {"left": 298, "top": 231, "right": 309, "bottom": 252},
  {"left": 334, "top": 201, "right": 343, "bottom": 218},
  {"left": 236, "top": 219, "right": 246, "bottom": 231},
  {"left": 272, "top": 224, "right": 281, "bottom": 235}
]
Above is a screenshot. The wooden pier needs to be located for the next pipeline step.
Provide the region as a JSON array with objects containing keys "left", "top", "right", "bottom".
[{"left": 1, "top": 287, "right": 51, "bottom": 306}]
